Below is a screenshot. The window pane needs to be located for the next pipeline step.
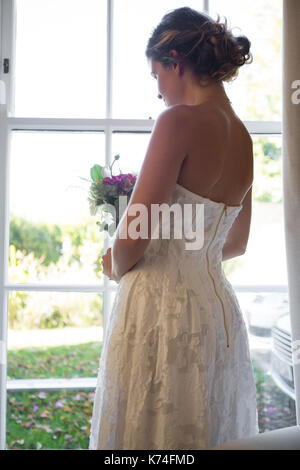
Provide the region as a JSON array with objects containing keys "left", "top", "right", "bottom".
[
  {"left": 236, "top": 291, "right": 296, "bottom": 433},
  {"left": 14, "top": 0, "right": 107, "bottom": 118},
  {"left": 7, "top": 291, "right": 103, "bottom": 350},
  {"left": 209, "top": 0, "right": 282, "bottom": 121},
  {"left": 9, "top": 131, "right": 106, "bottom": 284},
  {"left": 7, "top": 290, "right": 103, "bottom": 450},
  {"left": 7, "top": 390, "right": 95, "bottom": 449},
  {"left": 112, "top": 132, "right": 150, "bottom": 174},
  {"left": 224, "top": 135, "right": 286, "bottom": 286},
  {"left": 113, "top": 0, "right": 204, "bottom": 119}
]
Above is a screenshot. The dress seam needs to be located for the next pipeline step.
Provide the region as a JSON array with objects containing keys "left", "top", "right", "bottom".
[{"left": 205, "top": 204, "right": 229, "bottom": 348}]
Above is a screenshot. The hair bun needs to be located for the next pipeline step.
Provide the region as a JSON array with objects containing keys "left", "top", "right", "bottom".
[
  {"left": 236, "top": 35, "right": 251, "bottom": 55},
  {"left": 145, "top": 7, "right": 253, "bottom": 83},
  {"left": 230, "top": 34, "right": 252, "bottom": 66}
]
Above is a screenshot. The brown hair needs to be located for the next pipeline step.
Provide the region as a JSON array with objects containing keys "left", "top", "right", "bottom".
[{"left": 145, "top": 7, "right": 253, "bottom": 83}]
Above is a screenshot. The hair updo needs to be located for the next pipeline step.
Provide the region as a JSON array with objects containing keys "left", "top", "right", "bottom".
[{"left": 145, "top": 7, "right": 253, "bottom": 83}]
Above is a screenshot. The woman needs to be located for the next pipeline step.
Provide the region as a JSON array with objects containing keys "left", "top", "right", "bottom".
[{"left": 89, "top": 7, "right": 259, "bottom": 450}]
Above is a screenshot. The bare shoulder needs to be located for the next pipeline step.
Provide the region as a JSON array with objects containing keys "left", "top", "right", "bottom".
[
  {"left": 156, "top": 102, "right": 229, "bottom": 133},
  {"left": 153, "top": 105, "right": 192, "bottom": 147},
  {"left": 155, "top": 104, "right": 191, "bottom": 124},
  {"left": 184, "top": 102, "right": 232, "bottom": 136}
]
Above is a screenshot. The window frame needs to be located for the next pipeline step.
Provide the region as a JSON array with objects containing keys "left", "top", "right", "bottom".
[{"left": 0, "top": 0, "right": 284, "bottom": 450}]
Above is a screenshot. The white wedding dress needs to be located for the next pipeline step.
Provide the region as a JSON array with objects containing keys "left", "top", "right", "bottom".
[{"left": 89, "top": 183, "right": 259, "bottom": 450}]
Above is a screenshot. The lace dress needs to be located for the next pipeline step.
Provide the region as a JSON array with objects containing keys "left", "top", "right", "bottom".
[{"left": 88, "top": 183, "right": 259, "bottom": 450}]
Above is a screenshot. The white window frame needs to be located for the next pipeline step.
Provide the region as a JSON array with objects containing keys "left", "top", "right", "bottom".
[{"left": 0, "top": 0, "right": 285, "bottom": 450}]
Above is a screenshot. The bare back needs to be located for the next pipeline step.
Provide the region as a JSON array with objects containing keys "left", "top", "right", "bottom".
[{"left": 177, "top": 101, "right": 253, "bottom": 207}]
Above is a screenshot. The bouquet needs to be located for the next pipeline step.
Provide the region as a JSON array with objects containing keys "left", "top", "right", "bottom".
[{"left": 87, "top": 154, "right": 137, "bottom": 237}]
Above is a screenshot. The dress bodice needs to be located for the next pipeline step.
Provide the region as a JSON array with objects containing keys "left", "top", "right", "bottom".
[{"left": 135, "top": 182, "right": 243, "bottom": 275}]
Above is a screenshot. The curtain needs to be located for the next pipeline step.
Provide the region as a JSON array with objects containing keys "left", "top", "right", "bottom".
[{"left": 282, "top": 0, "right": 300, "bottom": 424}]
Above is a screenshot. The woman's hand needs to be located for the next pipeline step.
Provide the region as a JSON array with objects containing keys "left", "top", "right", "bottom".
[
  {"left": 101, "top": 247, "right": 120, "bottom": 282},
  {"left": 101, "top": 247, "right": 113, "bottom": 280}
]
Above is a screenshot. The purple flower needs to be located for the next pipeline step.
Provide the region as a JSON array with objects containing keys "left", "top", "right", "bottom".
[
  {"left": 267, "top": 407, "right": 275, "bottom": 413},
  {"left": 33, "top": 403, "right": 39, "bottom": 413},
  {"left": 119, "top": 174, "right": 136, "bottom": 192},
  {"left": 103, "top": 177, "right": 115, "bottom": 185},
  {"left": 55, "top": 401, "right": 64, "bottom": 409},
  {"left": 103, "top": 173, "right": 136, "bottom": 193}
]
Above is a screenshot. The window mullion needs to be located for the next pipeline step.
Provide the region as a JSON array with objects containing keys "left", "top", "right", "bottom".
[
  {"left": 106, "top": 0, "right": 113, "bottom": 120},
  {"left": 102, "top": 0, "right": 114, "bottom": 338},
  {"left": 4, "top": 117, "right": 282, "bottom": 135},
  {"left": 0, "top": 0, "right": 16, "bottom": 452},
  {"left": 0, "top": 0, "right": 16, "bottom": 116}
]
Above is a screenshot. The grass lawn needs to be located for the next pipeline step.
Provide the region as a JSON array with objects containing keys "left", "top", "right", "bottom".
[
  {"left": 251, "top": 359, "right": 266, "bottom": 395},
  {"left": 251, "top": 357, "right": 296, "bottom": 432},
  {"left": 7, "top": 342, "right": 102, "bottom": 380},
  {"left": 6, "top": 342, "right": 102, "bottom": 450},
  {"left": 6, "top": 342, "right": 292, "bottom": 449}
]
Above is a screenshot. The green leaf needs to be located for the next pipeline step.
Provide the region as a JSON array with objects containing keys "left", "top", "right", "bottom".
[{"left": 90, "top": 165, "right": 103, "bottom": 183}]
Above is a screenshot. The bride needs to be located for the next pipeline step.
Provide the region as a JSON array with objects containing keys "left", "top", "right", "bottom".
[{"left": 89, "top": 6, "right": 259, "bottom": 450}]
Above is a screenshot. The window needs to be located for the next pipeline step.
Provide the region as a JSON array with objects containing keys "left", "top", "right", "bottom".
[
  {"left": 210, "top": 0, "right": 282, "bottom": 121},
  {"left": 112, "top": 0, "right": 205, "bottom": 118},
  {"left": 1, "top": 0, "right": 290, "bottom": 451},
  {"left": 14, "top": 0, "right": 107, "bottom": 118}
]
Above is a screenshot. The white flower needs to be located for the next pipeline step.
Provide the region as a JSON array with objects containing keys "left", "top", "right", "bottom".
[{"left": 101, "top": 166, "right": 111, "bottom": 178}]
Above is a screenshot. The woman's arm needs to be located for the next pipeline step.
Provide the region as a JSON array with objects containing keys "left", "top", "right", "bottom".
[
  {"left": 222, "top": 241, "right": 245, "bottom": 261},
  {"left": 221, "top": 184, "right": 252, "bottom": 262},
  {"left": 110, "top": 106, "right": 188, "bottom": 281},
  {"left": 111, "top": 235, "right": 151, "bottom": 282}
]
